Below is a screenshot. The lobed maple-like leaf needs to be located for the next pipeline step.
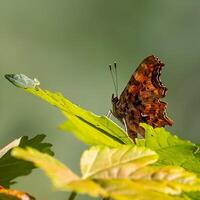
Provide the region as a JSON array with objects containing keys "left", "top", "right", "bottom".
[
  {"left": 136, "top": 124, "right": 200, "bottom": 177},
  {"left": 0, "top": 134, "right": 53, "bottom": 187}
]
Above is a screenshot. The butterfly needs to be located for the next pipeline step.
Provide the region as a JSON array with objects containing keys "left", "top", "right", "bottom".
[{"left": 109, "top": 55, "right": 173, "bottom": 141}]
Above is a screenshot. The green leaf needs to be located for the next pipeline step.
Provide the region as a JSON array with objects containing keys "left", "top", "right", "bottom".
[
  {"left": 12, "top": 147, "right": 107, "bottom": 197},
  {"left": 60, "top": 114, "right": 125, "bottom": 147},
  {"left": 0, "top": 187, "right": 35, "bottom": 200},
  {"left": 138, "top": 123, "right": 192, "bottom": 150},
  {"left": 0, "top": 134, "right": 53, "bottom": 187},
  {"left": 12, "top": 147, "right": 79, "bottom": 187},
  {"left": 24, "top": 87, "right": 132, "bottom": 147},
  {"left": 184, "top": 191, "right": 200, "bottom": 200},
  {"left": 136, "top": 124, "right": 200, "bottom": 176},
  {"left": 80, "top": 145, "right": 158, "bottom": 179}
]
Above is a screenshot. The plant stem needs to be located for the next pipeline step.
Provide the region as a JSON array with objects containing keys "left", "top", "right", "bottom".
[{"left": 68, "top": 192, "right": 77, "bottom": 200}]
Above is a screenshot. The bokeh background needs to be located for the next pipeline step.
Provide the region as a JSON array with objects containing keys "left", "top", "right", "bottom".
[{"left": 0, "top": 0, "right": 200, "bottom": 199}]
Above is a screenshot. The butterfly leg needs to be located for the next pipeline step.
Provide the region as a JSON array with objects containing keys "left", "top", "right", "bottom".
[
  {"left": 123, "top": 118, "right": 137, "bottom": 142},
  {"left": 124, "top": 117, "right": 138, "bottom": 142},
  {"left": 138, "top": 126, "right": 145, "bottom": 138},
  {"left": 122, "top": 118, "right": 128, "bottom": 132},
  {"left": 194, "top": 146, "right": 200, "bottom": 154},
  {"left": 106, "top": 110, "right": 112, "bottom": 118}
]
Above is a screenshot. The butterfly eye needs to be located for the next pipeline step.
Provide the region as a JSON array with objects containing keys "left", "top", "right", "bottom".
[{"left": 111, "top": 95, "right": 119, "bottom": 104}]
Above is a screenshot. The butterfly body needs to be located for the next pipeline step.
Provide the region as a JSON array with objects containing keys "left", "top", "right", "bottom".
[{"left": 111, "top": 55, "right": 173, "bottom": 140}]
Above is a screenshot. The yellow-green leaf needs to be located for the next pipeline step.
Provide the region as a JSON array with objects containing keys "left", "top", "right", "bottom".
[
  {"left": 26, "top": 87, "right": 132, "bottom": 147},
  {"left": 66, "top": 179, "right": 107, "bottom": 197},
  {"left": 11, "top": 147, "right": 107, "bottom": 197},
  {"left": 129, "top": 166, "right": 200, "bottom": 194},
  {"left": 81, "top": 145, "right": 158, "bottom": 179},
  {"left": 12, "top": 147, "right": 79, "bottom": 188},
  {"left": 98, "top": 179, "right": 185, "bottom": 200},
  {"left": 98, "top": 165, "right": 200, "bottom": 199}
]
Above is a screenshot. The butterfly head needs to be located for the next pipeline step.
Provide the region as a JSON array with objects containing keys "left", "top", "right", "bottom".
[
  {"left": 111, "top": 93, "right": 121, "bottom": 119},
  {"left": 111, "top": 93, "right": 119, "bottom": 104}
]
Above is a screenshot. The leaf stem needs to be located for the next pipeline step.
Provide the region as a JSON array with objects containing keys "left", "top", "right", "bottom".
[{"left": 68, "top": 192, "right": 77, "bottom": 200}]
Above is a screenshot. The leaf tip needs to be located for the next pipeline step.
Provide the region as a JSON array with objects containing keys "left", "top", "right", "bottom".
[{"left": 5, "top": 73, "right": 40, "bottom": 89}]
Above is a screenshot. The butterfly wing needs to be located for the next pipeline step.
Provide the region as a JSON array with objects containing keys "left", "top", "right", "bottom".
[{"left": 113, "top": 55, "right": 173, "bottom": 140}]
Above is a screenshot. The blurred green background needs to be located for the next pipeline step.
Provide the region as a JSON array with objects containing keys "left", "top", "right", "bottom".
[{"left": 1, "top": 0, "right": 200, "bottom": 199}]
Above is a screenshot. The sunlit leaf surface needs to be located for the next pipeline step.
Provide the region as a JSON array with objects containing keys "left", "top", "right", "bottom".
[
  {"left": 26, "top": 87, "right": 132, "bottom": 146},
  {"left": 81, "top": 145, "right": 158, "bottom": 179},
  {"left": 12, "top": 147, "right": 107, "bottom": 197}
]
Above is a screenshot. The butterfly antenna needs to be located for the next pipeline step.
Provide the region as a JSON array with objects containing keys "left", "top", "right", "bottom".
[
  {"left": 109, "top": 64, "right": 118, "bottom": 97},
  {"left": 114, "top": 61, "right": 118, "bottom": 97}
]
